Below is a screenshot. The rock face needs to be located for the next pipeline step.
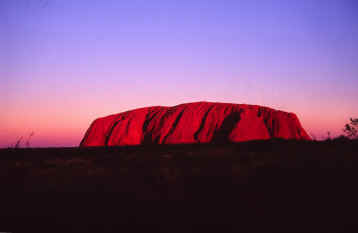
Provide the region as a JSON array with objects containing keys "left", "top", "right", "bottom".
[{"left": 80, "top": 102, "right": 311, "bottom": 147}]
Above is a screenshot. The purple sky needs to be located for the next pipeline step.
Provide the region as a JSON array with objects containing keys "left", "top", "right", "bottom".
[{"left": 1, "top": 0, "right": 358, "bottom": 147}]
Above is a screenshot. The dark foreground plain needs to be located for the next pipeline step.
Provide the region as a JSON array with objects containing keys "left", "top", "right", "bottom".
[{"left": 1, "top": 139, "right": 358, "bottom": 233}]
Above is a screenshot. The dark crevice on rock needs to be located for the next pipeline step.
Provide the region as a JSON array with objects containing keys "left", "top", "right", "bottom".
[
  {"left": 194, "top": 105, "right": 215, "bottom": 142},
  {"left": 162, "top": 109, "right": 186, "bottom": 143}
]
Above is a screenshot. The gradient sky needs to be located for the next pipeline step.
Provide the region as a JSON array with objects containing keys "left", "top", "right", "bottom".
[{"left": 1, "top": 0, "right": 358, "bottom": 147}]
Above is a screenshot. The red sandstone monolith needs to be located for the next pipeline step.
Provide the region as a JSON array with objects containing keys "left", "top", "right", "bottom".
[{"left": 80, "top": 102, "right": 311, "bottom": 147}]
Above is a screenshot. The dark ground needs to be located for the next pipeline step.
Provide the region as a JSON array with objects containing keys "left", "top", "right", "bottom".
[{"left": 0, "top": 139, "right": 358, "bottom": 233}]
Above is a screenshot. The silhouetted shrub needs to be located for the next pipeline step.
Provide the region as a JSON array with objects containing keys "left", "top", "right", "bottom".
[{"left": 343, "top": 118, "right": 358, "bottom": 139}]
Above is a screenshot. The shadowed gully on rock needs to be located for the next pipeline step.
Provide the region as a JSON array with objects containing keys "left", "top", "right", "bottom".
[{"left": 80, "top": 101, "right": 311, "bottom": 147}]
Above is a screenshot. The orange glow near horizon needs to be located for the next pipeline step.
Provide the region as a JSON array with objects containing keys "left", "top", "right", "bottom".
[{"left": 1, "top": 96, "right": 356, "bottom": 148}]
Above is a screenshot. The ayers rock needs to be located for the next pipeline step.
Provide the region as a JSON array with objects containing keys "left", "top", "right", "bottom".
[{"left": 80, "top": 101, "right": 311, "bottom": 147}]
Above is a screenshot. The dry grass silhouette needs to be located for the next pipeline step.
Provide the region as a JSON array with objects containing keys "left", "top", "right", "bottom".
[{"left": 11, "top": 131, "right": 35, "bottom": 148}]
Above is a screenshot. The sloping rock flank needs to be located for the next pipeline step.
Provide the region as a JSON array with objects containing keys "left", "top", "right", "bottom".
[{"left": 80, "top": 102, "right": 311, "bottom": 146}]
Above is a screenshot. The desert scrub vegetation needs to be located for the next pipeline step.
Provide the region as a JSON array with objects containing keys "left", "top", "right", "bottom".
[{"left": 344, "top": 118, "right": 358, "bottom": 139}]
